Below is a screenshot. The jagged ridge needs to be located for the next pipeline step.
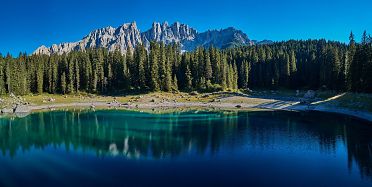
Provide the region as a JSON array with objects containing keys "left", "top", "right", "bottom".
[{"left": 34, "top": 21, "right": 256, "bottom": 55}]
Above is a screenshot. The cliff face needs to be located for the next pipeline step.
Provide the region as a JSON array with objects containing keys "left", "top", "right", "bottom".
[{"left": 33, "top": 21, "right": 254, "bottom": 55}]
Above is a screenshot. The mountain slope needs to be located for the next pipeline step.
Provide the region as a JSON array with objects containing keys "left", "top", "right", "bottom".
[{"left": 34, "top": 21, "right": 255, "bottom": 55}]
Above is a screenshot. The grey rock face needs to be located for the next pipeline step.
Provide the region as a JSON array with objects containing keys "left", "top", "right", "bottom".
[
  {"left": 34, "top": 21, "right": 254, "bottom": 55},
  {"left": 34, "top": 22, "right": 141, "bottom": 55},
  {"left": 141, "top": 22, "right": 198, "bottom": 49},
  {"left": 34, "top": 45, "right": 51, "bottom": 55},
  {"left": 182, "top": 27, "right": 254, "bottom": 51}
]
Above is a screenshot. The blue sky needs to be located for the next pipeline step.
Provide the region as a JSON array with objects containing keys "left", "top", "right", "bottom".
[{"left": 1, "top": 0, "right": 371, "bottom": 55}]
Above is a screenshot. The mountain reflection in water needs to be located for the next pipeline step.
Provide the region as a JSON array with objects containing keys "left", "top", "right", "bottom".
[{"left": 0, "top": 110, "right": 371, "bottom": 184}]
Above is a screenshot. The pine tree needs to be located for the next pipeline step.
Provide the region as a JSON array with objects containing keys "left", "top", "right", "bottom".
[
  {"left": 0, "top": 59, "right": 6, "bottom": 94},
  {"left": 75, "top": 59, "right": 80, "bottom": 93},
  {"left": 329, "top": 47, "right": 341, "bottom": 89},
  {"left": 362, "top": 30, "right": 368, "bottom": 45},
  {"left": 97, "top": 50, "right": 105, "bottom": 92},
  {"left": 173, "top": 75, "right": 178, "bottom": 91},
  {"left": 125, "top": 48, "right": 134, "bottom": 88},
  {"left": 36, "top": 60, "right": 44, "bottom": 94},
  {"left": 61, "top": 72, "right": 67, "bottom": 94},
  {"left": 81, "top": 53, "right": 91, "bottom": 91},
  {"left": 162, "top": 44, "right": 172, "bottom": 91},
  {"left": 138, "top": 45, "right": 147, "bottom": 89},
  {"left": 149, "top": 42, "right": 160, "bottom": 91},
  {"left": 118, "top": 51, "right": 129, "bottom": 90},
  {"left": 347, "top": 31, "right": 356, "bottom": 90},
  {"left": 240, "top": 60, "right": 250, "bottom": 89},
  {"left": 210, "top": 47, "right": 221, "bottom": 84},
  {"left": 339, "top": 53, "right": 347, "bottom": 90},
  {"left": 108, "top": 63, "right": 114, "bottom": 90},
  {"left": 289, "top": 50, "right": 297, "bottom": 86},
  {"left": 199, "top": 77, "right": 206, "bottom": 90},
  {"left": 185, "top": 64, "right": 192, "bottom": 91},
  {"left": 133, "top": 44, "right": 147, "bottom": 89},
  {"left": 227, "top": 63, "right": 233, "bottom": 89},
  {"left": 157, "top": 43, "right": 172, "bottom": 91},
  {"left": 233, "top": 63, "right": 238, "bottom": 90},
  {"left": 204, "top": 50, "right": 213, "bottom": 80},
  {"left": 46, "top": 56, "right": 53, "bottom": 93},
  {"left": 221, "top": 55, "right": 228, "bottom": 90},
  {"left": 50, "top": 55, "right": 59, "bottom": 93},
  {"left": 67, "top": 56, "right": 74, "bottom": 93},
  {"left": 164, "top": 63, "right": 173, "bottom": 92},
  {"left": 91, "top": 58, "right": 99, "bottom": 93}
]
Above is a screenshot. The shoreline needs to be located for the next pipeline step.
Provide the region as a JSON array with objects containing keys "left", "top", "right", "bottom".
[
  {"left": 1, "top": 96, "right": 371, "bottom": 123},
  {"left": 291, "top": 105, "right": 372, "bottom": 122}
]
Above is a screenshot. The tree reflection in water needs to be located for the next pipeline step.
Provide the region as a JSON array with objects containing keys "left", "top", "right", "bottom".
[{"left": 0, "top": 110, "right": 371, "bottom": 180}]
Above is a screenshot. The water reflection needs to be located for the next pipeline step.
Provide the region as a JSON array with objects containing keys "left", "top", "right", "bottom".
[{"left": 0, "top": 110, "right": 371, "bottom": 180}]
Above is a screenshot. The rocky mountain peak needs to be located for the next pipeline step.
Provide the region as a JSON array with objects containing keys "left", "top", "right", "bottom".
[
  {"left": 33, "top": 21, "right": 255, "bottom": 55},
  {"left": 33, "top": 45, "right": 51, "bottom": 56}
]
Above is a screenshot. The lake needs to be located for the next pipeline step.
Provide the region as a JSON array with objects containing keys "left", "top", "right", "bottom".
[{"left": 0, "top": 110, "right": 371, "bottom": 187}]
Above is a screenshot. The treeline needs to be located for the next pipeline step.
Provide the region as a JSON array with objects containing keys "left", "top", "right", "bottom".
[{"left": 0, "top": 32, "right": 371, "bottom": 95}]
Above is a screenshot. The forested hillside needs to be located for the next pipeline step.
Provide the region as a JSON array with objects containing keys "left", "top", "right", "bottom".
[{"left": 0, "top": 32, "right": 371, "bottom": 95}]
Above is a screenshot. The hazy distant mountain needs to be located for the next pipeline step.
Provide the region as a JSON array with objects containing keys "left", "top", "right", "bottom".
[
  {"left": 34, "top": 21, "right": 260, "bottom": 55},
  {"left": 253, "top": 40, "right": 274, "bottom": 45}
]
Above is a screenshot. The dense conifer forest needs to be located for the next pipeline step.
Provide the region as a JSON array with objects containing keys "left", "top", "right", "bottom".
[{"left": 0, "top": 32, "right": 371, "bottom": 95}]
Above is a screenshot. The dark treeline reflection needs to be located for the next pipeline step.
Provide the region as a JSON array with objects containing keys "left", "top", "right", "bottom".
[
  {"left": 0, "top": 110, "right": 240, "bottom": 159},
  {"left": 0, "top": 110, "right": 371, "bottom": 179}
]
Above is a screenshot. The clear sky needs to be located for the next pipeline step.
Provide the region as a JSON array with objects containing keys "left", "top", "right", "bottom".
[{"left": 1, "top": 0, "right": 371, "bottom": 55}]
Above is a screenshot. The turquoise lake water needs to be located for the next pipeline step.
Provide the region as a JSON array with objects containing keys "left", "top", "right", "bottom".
[{"left": 0, "top": 110, "right": 371, "bottom": 187}]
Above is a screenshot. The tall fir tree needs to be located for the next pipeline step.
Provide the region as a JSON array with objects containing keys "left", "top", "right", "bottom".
[{"left": 149, "top": 42, "right": 160, "bottom": 91}]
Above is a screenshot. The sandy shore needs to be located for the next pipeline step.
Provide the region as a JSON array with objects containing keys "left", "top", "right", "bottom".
[{"left": 2, "top": 92, "right": 372, "bottom": 122}]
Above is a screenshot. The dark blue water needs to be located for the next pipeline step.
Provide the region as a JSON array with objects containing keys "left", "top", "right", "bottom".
[{"left": 0, "top": 110, "right": 371, "bottom": 187}]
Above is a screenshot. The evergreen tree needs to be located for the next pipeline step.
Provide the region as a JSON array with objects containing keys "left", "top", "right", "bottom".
[
  {"left": 0, "top": 59, "right": 6, "bottom": 94},
  {"left": 36, "top": 59, "right": 44, "bottom": 94},
  {"left": 149, "top": 42, "right": 160, "bottom": 91},
  {"left": 221, "top": 55, "right": 228, "bottom": 90},
  {"left": 204, "top": 50, "right": 213, "bottom": 80},
  {"left": 67, "top": 56, "right": 75, "bottom": 93},
  {"left": 362, "top": 30, "right": 368, "bottom": 45},
  {"left": 133, "top": 44, "right": 147, "bottom": 89},
  {"left": 91, "top": 58, "right": 99, "bottom": 93},
  {"left": 233, "top": 63, "right": 238, "bottom": 90},
  {"left": 75, "top": 59, "right": 80, "bottom": 92},
  {"left": 289, "top": 50, "right": 297, "bottom": 86},
  {"left": 173, "top": 75, "right": 178, "bottom": 91},
  {"left": 239, "top": 60, "right": 250, "bottom": 89},
  {"left": 61, "top": 72, "right": 67, "bottom": 94},
  {"left": 107, "top": 63, "right": 113, "bottom": 90},
  {"left": 347, "top": 31, "right": 356, "bottom": 90},
  {"left": 185, "top": 64, "right": 192, "bottom": 91},
  {"left": 125, "top": 48, "right": 134, "bottom": 88}
]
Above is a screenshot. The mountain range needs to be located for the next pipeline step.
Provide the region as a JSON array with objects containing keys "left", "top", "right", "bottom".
[{"left": 34, "top": 21, "right": 269, "bottom": 55}]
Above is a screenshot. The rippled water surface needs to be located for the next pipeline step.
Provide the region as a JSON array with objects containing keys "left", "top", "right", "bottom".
[{"left": 0, "top": 110, "right": 371, "bottom": 187}]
